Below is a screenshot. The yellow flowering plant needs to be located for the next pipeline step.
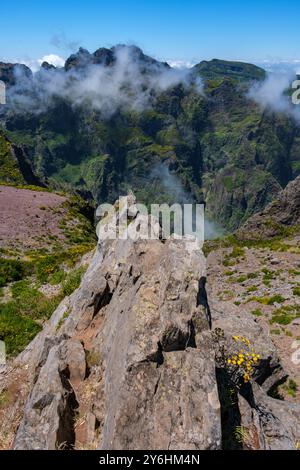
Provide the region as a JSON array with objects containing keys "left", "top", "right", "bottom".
[{"left": 213, "top": 328, "right": 261, "bottom": 388}]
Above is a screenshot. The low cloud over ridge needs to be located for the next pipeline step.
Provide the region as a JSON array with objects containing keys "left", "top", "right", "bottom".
[{"left": 6, "top": 45, "right": 202, "bottom": 117}]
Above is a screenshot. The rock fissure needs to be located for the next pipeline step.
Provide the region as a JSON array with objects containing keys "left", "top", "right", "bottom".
[{"left": 89, "top": 283, "right": 113, "bottom": 318}]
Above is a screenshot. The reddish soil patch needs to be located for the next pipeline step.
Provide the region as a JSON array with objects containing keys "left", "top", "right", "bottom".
[{"left": 0, "top": 185, "right": 68, "bottom": 251}]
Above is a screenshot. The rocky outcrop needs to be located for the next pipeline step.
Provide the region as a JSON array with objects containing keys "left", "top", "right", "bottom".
[
  {"left": 210, "top": 299, "right": 299, "bottom": 449},
  {"left": 0, "top": 62, "right": 32, "bottom": 87},
  {"left": 64, "top": 45, "right": 170, "bottom": 72},
  {"left": 10, "top": 195, "right": 222, "bottom": 450},
  {"left": 238, "top": 383, "right": 300, "bottom": 450},
  {"left": 1, "top": 195, "right": 299, "bottom": 450},
  {"left": 14, "top": 340, "right": 83, "bottom": 450},
  {"left": 236, "top": 175, "right": 300, "bottom": 240}
]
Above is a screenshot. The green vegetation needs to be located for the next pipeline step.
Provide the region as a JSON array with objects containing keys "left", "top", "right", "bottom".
[
  {"left": 0, "top": 262, "right": 88, "bottom": 356},
  {"left": 247, "top": 286, "right": 257, "bottom": 293},
  {"left": 204, "top": 228, "right": 300, "bottom": 256},
  {"left": 247, "top": 272, "right": 258, "bottom": 279},
  {"left": 0, "top": 133, "right": 25, "bottom": 184},
  {"left": 261, "top": 268, "right": 277, "bottom": 287},
  {"left": 222, "top": 246, "right": 245, "bottom": 267},
  {"left": 224, "top": 270, "right": 235, "bottom": 276},
  {"left": 293, "top": 286, "right": 300, "bottom": 296},
  {"left": 285, "top": 379, "right": 298, "bottom": 398},
  {"left": 55, "top": 308, "right": 71, "bottom": 332},
  {"left": 86, "top": 349, "right": 102, "bottom": 369},
  {"left": 234, "top": 275, "right": 247, "bottom": 283},
  {"left": 0, "top": 390, "right": 9, "bottom": 407},
  {"left": 218, "top": 289, "right": 235, "bottom": 301},
  {"left": 0, "top": 307, "right": 41, "bottom": 356},
  {"left": 251, "top": 308, "right": 263, "bottom": 317},
  {"left": 234, "top": 426, "right": 250, "bottom": 445},
  {"left": 49, "top": 269, "right": 66, "bottom": 285},
  {"left": 3, "top": 184, "right": 51, "bottom": 192},
  {"left": 270, "top": 304, "right": 300, "bottom": 325},
  {"left": 0, "top": 257, "right": 32, "bottom": 287},
  {"left": 62, "top": 266, "right": 86, "bottom": 296},
  {"left": 248, "top": 294, "right": 286, "bottom": 305},
  {"left": 195, "top": 59, "right": 266, "bottom": 83}
]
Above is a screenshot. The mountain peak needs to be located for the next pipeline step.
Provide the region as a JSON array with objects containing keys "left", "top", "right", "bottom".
[
  {"left": 64, "top": 44, "right": 170, "bottom": 71},
  {"left": 0, "top": 62, "right": 32, "bottom": 86},
  {"left": 193, "top": 58, "right": 266, "bottom": 82}
]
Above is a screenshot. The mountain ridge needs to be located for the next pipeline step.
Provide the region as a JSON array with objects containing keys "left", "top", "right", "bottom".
[{"left": 0, "top": 45, "right": 299, "bottom": 232}]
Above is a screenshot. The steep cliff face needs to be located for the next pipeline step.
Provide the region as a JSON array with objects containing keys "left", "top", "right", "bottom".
[
  {"left": 1, "top": 196, "right": 300, "bottom": 450},
  {"left": 0, "top": 131, "right": 44, "bottom": 186},
  {"left": 236, "top": 174, "right": 300, "bottom": 240},
  {"left": 0, "top": 62, "right": 32, "bottom": 87}
]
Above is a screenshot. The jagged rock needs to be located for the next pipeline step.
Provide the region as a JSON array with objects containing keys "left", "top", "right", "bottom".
[
  {"left": 0, "top": 62, "right": 32, "bottom": 86},
  {"left": 102, "top": 346, "right": 221, "bottom": 450},
  {"left": 14, "top": 341, "right": 79, "bottom": 450},
  {"left": 208, "top": 277, "right": 300, "bottom": 450},
  {"left": 12, "top": 195, "right": 220, "bottom": 450},
  {"left": 238, "top": 383, "right": 300, "bottom": 450},
  {"left": 64, "top": 47, "right": 92, "bottom": 71},
  {"left": 64, "top": 45, "right": 170, "bottom": 72},
  {"left": 237, "top": 175, "right": 300, "bottom": 240},
  {"left": 41, "top": 62, "right": 56, "bottom": 70},
  {"left": 211, "top": 304, "right": 286, "bottom": 393}
]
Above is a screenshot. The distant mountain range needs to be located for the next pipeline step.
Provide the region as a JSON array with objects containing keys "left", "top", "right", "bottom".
[{"left": 1, "top": 45, "right": 300, "bottom": 230}]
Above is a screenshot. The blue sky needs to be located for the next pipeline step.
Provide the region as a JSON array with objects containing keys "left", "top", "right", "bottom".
[{"left": 1, "top": 0, "right": 300, "bottom": 67}]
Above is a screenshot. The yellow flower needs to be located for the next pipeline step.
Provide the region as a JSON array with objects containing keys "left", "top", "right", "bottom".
[{"left": 227, "top": 359, "right": 232, "bottom": 364}]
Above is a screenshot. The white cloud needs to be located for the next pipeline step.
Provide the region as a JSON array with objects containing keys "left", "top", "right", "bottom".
[
  {"left": 7, "top": 46, "right": 199, "bottom": 117},
  {"left": 1, "top": 54, "right": 66, "bottom": 72},
  {"left": 38, "top": 54, "right": 65, "bottom": 68},
  {"left": 167, "top": 59, "right": 197, "bottom": 69},
  {"left": 254, "top": 59, "right": 300, "bottom": 75},
  {"left": 247, "top": 71, "right": 300, "bottom": 123}
]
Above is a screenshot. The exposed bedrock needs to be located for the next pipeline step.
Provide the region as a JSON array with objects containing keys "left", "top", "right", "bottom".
[{"left": 4, "top": 195, "right": 298, "bottom": 450}]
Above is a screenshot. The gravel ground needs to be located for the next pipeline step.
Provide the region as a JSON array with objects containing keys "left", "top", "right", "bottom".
[{"left": 0, "top": 185, "right": 68, "bottom": 251}]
